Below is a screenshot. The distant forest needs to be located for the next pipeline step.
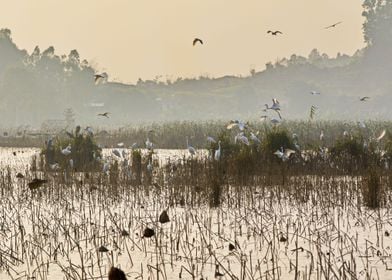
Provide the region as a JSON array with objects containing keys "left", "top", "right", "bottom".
[{"left": 0, "top": 0, "right": 392, "bottom": 129}]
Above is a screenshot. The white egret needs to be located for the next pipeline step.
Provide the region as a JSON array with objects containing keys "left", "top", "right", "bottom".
[
  {"left": 186, "top": 137, "right": 196, "bottom": 156},
  {"left": 235, "top": 133, "right": 250, "bottom": 146},
  {"left": 214, "top": 141, "right": 221, "bottom": 161},
  {"left": 274, "top": 148, "right": 296, "bottom": 161},
  {"left": 227, "top": 120, "right": 247, "bottom": 131},
  {"left": 320, "top": 130, "right": 325, "bottom": 141},
  {"left": 61, "top": 144, "right": 71, "bottom": 156},
  {"left": 377, "top": 129, "right": 386, "bottom": 142},
  {"left": 250, "top": 132, "right": 261, "bottom": 145},
  {"left": 145, "top": 137, "right": 154, "bottom": 150}
]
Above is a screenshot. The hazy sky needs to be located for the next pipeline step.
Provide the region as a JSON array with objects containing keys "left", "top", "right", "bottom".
[{"left": 0, "top": 0, "right": 365, "bottom": 83}]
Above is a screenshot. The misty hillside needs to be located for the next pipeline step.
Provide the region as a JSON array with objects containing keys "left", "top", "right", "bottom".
[{"left": 0, "top": 0, "right": 392, "bottom": 129}]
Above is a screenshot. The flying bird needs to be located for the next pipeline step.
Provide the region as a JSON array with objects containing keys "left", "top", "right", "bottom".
[
  {"left": 310, "top": 91, "right": 320, "bottom": 95},
  {"left": 274, "top": 148, "right": 296, "bottom": 161},
  {"left": 267, "top": 30, "right": 283, "bottom": 36},
  {"left": 98, "top": 112, "right": 110, "bottom": 118},
  {"left": 193, "top": 38, "right": 203, "bottom": 46},
  {"left": 94, "top": 74, "right": 105, "bottom": 83},
  {"left": 360, "top": 96, "right": 370, "bottom": 101},
  {"left": 325, "top": 21, "right": 342, "bottom": 29}
]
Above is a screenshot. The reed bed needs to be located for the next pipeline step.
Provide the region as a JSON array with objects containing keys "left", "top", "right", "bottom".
[{"left": 0, "top": 146, "right": 391, "bottom": 279}]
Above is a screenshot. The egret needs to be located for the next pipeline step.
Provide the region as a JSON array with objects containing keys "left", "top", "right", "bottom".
[
  {"left": 145, "top": 138, "right": 154, "bottom": 150},
  {"left": 357, "top": 121, "right": 366, "bottom": 129},
  {"left": 235, "top": 132, "right": 250, "bottom": 146},
  {"left": 214, "top": 141, "right": 221, "bottom": 161},
  {"left": 147, "top": 160, "right": 153, "bottom": 173},
  {"left": 274, "top": 148, "right": 296, "bottom": 161},
  {"left": 61, "top": 144, "right": 71, "bottom": 156},
  {"left": 103, "top": 161, "right": 110, "bottom": 174},
  {"left": 69, "top": 159, "right": 74, "bottom": 169},
  {"left": 186, "top": 137, "right": 196, "bottom": 156},
  {"left": 320, "top": 130, "right": 325, "bottom": 141},
  {"left": 131, "top": 142, "right": 138, "bottom": 149},
  {"left": 377, "top": 129, "right": 386, "bottom": 142},
  {"left": 310, "top": 91, "right": 320, "bottom": 95},
  {"left": 85, "top": 126, "right": 94, "bottom": 136},
  {"left": 227, "top": 120, "right": 247, "bottom": 131},
  {"left": 264, "top": 99, "right": 282, "bottom": 119},
  {"left": 250, "top": 132, "right": 261, "bottom": 145}
]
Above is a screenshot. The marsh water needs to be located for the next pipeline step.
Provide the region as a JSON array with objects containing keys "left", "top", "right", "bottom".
[{"left": 0, "top": 148, "right": 391, "bottom": 279}]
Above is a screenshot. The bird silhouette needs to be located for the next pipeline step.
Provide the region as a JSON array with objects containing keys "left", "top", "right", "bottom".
[
  {"left": 325, "top": 21, "right": 342, "bottom": 29},
  {"left": 267, "top": 30, "right": 283, "bottom": 36},
  {"left": 360, "top": 96, "right": 370, "bottom": 101},
  {"left": 94, "top": 74, "right": 104, "bottom": 82},
  {"left": 98, "top": 112, "right": 110, "bottom": 118},
  {"left": 193, "top": 38, "right": 203, "bottom": 46}
]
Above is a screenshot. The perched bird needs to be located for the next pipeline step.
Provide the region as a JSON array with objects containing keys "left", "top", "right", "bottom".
[
  {"left": 320, "top": 130, "right": 325, "bottom": 141},
  {"left": 360, "top": 96, "right": 370, "bottom": 101},
  {"left": 85, "top": 126, "right": 94, "bottom": 136},
  {"left": 98, "top": 112, "right": 110, "bottom": 118},
  {"left": 193, "top": 38, "right": 203, "bottom": 46},
  {"left": 235, "top": 133, "right": 250, "bottom": 146},
  {"left": 61, "top": 145, "right": 72, "bottom": 156},
  {"left": 49, "top": 162, "right": 60, "bottom": 170},
  {"left": 145, "top": 138, "right": 154, "bottom": 150},
  {"left": 250, "top": 132, "right": 261, "bottom": 145},
  {"left": 103, "top": 161, "right": 110, "bottom": 174},
  {"left": 28, "top": 178, "right": 48, "bottom": 190},
  {"left": 377, "top": 129, "right": 386, "bottom": 142},
  {"left": 325, "top": 21, "right": 342, "bottom": 29},
  {"left": 357, "top": 121, "right": 366, "bottom": 129},
  {"left": 267, "top": 30, "right": 283, "bottom": 36},
  {"left": 186, "top": 137, "right": 196, "bottom": 156},
  {"left": 214, "top": 141, "right": 221, "bottom": 161},
  {"left": 270, "top": 118, "right": 281, "bottom": 125},
  {"left": 108, "top": 267, "right": 127, "bottom": 280}
]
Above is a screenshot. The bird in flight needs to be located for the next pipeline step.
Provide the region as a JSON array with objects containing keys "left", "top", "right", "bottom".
[
  {"left": 310, "top": 91, "right": 321, "bottom": 95},
  {"left": 94, "top": 74, "right": 105, "bottom": 83},
  {"left": 325, "top": 21, "right": 342, "bottom": 29},
  {"left": 267, "top": 30, "right": 283, "bottom": 36},
  {"left": 98, "top": 112, "right": 110, "bottom": 118},
  {"left": 193, "top": 38, "right": 203, "bottom": 46},
  {"left": 360, "top": 96, "right": 370, "bottom": 101}
]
